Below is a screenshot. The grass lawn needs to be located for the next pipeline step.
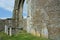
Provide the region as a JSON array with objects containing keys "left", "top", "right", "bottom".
[{"left": 0, "top": 31, "right": 50, "bottom": 40}]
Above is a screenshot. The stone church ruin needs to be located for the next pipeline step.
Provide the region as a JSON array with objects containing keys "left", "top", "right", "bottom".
[{"left": 12, "top": 0, "right": 60, "bottom": 40}]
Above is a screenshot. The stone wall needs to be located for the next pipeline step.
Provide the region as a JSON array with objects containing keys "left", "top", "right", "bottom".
[
  {"left": 23, "top": 19, "right": 27, "bottom": 30},
  {"left": 27, "top": 0, "right": 48, "bottom": 38},
  {"left": 45, "top": 0, "right": 60, "bottom": 40},
  {"left": 13, "top": 0, "right": 25, "bottom": 28},
  {"left": 26, "top": 0, "right": 60, "bottom": 40},
  {"left": 0, "top": 19, "right": 5, "bottom": 32},
  {"left": 13, "top": 0, "right": 60, "bottom": 40}
]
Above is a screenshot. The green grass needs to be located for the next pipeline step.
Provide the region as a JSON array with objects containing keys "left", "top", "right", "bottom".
[
  {"left": 0, "top": 32, "right": 10, "bottom": 40},
  {"left": 0, "top": 31, "right": 49, "bottom": 40}
]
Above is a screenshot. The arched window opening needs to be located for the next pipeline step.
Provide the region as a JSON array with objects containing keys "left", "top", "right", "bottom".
[{"left": 23, "top": 0, "right": 27, "bottom": 19}]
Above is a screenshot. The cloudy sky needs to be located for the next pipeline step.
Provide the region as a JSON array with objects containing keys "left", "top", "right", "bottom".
[
  {"left": 0, "top": 0, "right": 15, "bottom": 19},
  {"left": 0, "top": 0, "right": 27, "bottom": 19}
]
